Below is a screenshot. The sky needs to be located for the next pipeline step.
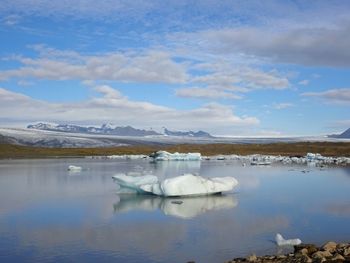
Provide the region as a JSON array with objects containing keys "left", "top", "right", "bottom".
[{"left": 0, "top": 0, "right": 349, "bottom": 136}]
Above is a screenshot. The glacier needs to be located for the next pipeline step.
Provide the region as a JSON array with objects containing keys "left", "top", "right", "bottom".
[
  {"left": 151, "top": 150, "right": 201, "bottom": 161},
  {"left": 112, "top": 173, "right": 238, "bottom": 197}
]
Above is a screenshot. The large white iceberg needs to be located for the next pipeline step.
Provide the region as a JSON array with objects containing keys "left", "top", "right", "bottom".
[
  {"left": 112, "top": 173, "right": 238, "bottom": 197},
  {"left": 151, "top": 150, "right": 201, "bottom": 161}
]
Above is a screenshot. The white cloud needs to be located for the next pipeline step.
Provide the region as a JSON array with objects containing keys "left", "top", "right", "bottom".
[
  {"left": 93, "top": 85, "right": 124, "bottom": 99},
  {"left": 178, "top": 62, "right": 290, "bottom": 100},
  {"left": 0, "top": 48, "right": 188, "bottom": 84},
  {"left": 190, "top": 63, "right": 290, "bottom": 91},
  {"left": 0, "top": 46, "right": 291, "bottom": 102},
  {"left": 0, "top": 0, "right": 155, "bottom": 21},
  {"left": 273, "top": 103, "right": 294, "bottom": 110},
  {"left": 175, "top": 87, "right": 241, "bottom": 100},
  {"left": 2, "top": 14, "right": 21, "bottom": 26},
  {"left": 0, "top": 87, "right": 258, "bottom": 134},
  {"left": 298, "top": 79, "right": 309, "bottom": 86},
  {"left": 302, "top": 88, "right": 350, "bottom": 105},
  {"left": 169, "top": 22, "right": 350, "bottom": 67}
]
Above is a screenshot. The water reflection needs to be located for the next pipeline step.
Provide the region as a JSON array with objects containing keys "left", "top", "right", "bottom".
[{"left": 113, "top": 194, "right": 238, "bottom": 219}]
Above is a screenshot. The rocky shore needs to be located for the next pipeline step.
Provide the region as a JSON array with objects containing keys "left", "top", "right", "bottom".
[{"left": 225, "top": 242, "right": 350, "bottom": 263}]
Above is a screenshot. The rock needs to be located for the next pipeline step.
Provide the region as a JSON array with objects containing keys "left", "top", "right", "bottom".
[
  {"left": 295, "top": 244, "right": 318, "bottom": 255},
  {"left": 322, "top": 241, "right": 337, "bottom": 253},
  {"left": 277, "top": 255, "right": 287, "bottom": 259},
  {"left": 299, "top": 254, "right": 312, "bottom": 263},
  {"left": 313, "top": 251, "right": 333, "bottom": 259},
  {"left": 298, "top": 248, "right": 309, "bottom": 256},
  {"left": 315, "top": 258, "right": 327, "bottom": 263},
  {"left": 246, "top": 254, "right": 257, "bottom": 262},
  {"left": 228, "top": 242, "right": 350, "bottom": 263},
  {"left": 332, "top": 253, "right": 345, "bottom": 261},
  {"left": 336, "top": 243, "right": 348, "bottom": 249}
]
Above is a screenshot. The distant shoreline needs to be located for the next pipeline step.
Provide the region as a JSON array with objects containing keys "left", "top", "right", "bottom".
[{"left": 0, "top": 141, "right": 350, "bottom": 160}]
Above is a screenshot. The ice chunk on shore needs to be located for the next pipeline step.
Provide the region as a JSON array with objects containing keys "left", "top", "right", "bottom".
[
  {"left": 113, "top": 173, "right": 238, "bottom": 197},
  {"left": 151, "top": 150, "right": 201, "bottom": 161},
  {"left": 67, "top": 165, "right": 82, "bottom": 171},
  {"left": 275, "top": 233, "right": 302, "bottom": 246}
]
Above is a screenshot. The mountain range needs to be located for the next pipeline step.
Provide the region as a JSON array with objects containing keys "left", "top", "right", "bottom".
[
  {"left": 328, "top": 128, "right": 350, "bottom": 139},
  {"left": 163, "top": 128, "right": 213, "bottom": 138},
  {"left": 27, "top": 122, "right": 214, "bottom": 138}
]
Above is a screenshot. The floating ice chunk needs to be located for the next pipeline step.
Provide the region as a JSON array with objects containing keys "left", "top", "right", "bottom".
[
  {"left": 151, "top": 150, "right": 201, "bottom": 161},
  {"left": 113, "top": 173, "right": 238, "bottom": 197},
  {"left": 250, "top": 161, "right": 271, "bottom": 166},
  {"left": 112, "top": 174, "right": 159, "bottom": 193},
  {"left": 275, "top": 233, "right": 302, "bottom": 246},
  {"left": 67, "top": 165, "right": 82, "bottom": 171},
  {"left": 140, "top": 183, "right": 163, "bottom": 196},
  {"left": 144, "top": 174, "right": 238, "bottom": 197}
]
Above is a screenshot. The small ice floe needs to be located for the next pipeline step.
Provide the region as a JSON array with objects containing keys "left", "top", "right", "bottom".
[
  {"left": 67, "top": 165, "right": 82, "bottom": 171},
  {"left": 250, "top": 161, "right": 271, "bottom": 166},
  {"left": 150, "top": 151, "right": 201, "bottom": 161},
  {"left": 275, "top": 233, "right": 302, "bottom": 246}
]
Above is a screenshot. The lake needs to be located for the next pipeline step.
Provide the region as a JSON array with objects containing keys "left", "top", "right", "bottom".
[{"left": 0, "top": 158, "right": 349, "bottom": 263}]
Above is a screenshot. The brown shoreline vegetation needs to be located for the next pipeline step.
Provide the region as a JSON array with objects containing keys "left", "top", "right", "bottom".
[
  {"left": 0, "top": 142, "right": 350, "bottom": 159},
  {"left": 225, "top": 242, "right": 350, "bottom": 263}
]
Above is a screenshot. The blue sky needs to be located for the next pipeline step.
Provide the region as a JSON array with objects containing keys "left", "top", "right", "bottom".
[{"left": 0, "top": 0, "right": 349, "bottom": 136}]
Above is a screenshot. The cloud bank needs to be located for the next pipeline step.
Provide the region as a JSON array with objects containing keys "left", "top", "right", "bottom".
[
  {"left": 302, "top": 88, "right": 350, "bottom": 105},
  {"left": 0, "top": 87, "right": 259, "bottom": 134}
]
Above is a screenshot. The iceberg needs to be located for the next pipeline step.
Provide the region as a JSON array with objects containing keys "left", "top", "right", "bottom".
[
  {"left": 67, "top": 165, "right": 82, "bottom": 171},
  {"left": 112, "top": 174, "right": 159, "bottom": 193},
  {"left": 112, "top": 173, "right": 238, "bottom": 197},
  {"left": 275, "top": 233, "right": 302, "bottom": 246},
  {"left": 151, "top": 150, "right": 201, "bottom": 161},
  {"left": 113, "top": 194, "right": 238, "bottom": 219}
]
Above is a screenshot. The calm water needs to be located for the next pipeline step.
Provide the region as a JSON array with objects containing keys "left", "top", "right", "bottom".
[{"left": 0, "top": 158, "right": 349, "bottom": 263}]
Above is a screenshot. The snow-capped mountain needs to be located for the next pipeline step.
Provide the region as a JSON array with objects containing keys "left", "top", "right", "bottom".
[
  {"left": 328, "top": 128, "right": 350, "bottom": 139},
  {"left": 27, "top": 123, "right": 161, "bottom": 137},
  {"left": 27, "top": 123, "right": 214, "bottom": 138},
  {"left": 163, "top": 128, "right": 213, "bottom": 138}
]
